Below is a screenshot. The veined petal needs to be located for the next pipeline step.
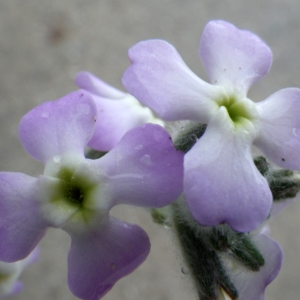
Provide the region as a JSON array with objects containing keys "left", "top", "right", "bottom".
[
  {"left": 200, "top": 20, "right": 272, "bottom": 94},
  {"left": 122, "top": 39, "right": 220, "bottom": 122},
  {"left": 226, "top": 234, "right": 283, "bottom": 300},
  {"left": 67, "top": 217, "right": 150, "bottom": 300},
  {"left": 254, "top": 88, "right": 300, "bottom": 169},
  {"left": 75, "top": 71, "right": 125, "bottom": 99},
  {"left": 92, "top": 124, "right": 184, "bottom": 209},
  {"left": 87, "top": 94, "right": 162, "bottom": 151},
  {"left": 0, "top": 173, "right": 47, "bottom": 262},
  {"left": 184, "top": 108, "right": 272, "bottom": 232},
  {"left": 19, "top": 91, "right": 97, "bottom": 163}
]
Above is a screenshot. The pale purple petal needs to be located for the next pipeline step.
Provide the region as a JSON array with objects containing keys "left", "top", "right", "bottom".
[
  {"left": 67, "top": 217, "right": 150, "bottom": 300},
  {"left": 184, "top": 108, "right": 272, "bottom": 232},
  {"left": 226, "top": 234, "right": 283, "bottom": 300},
  {"left": 0, "top": 247, "right": 39, "bottom": 297},
  {"left": 123, "top": 39, "right": 220, "bottom": 122},
  {"left": 254, "top": 88, "right": 300, "bottom": 169},
  {"left": 0, "top": 282, "right": 23, "bottom": 298},
  {"left": 200, "top": 20, "right": 272, "bottom": 94},
  {"left": 25, "top": 246, "right": 40, "bottom": 265},
  {"left": 91, "top": 124, "right": 184, "bottom": 208},
  {"left": 75, "top": 71, "right": 125, "bottom": 99},
  {"left": 10, "top": 281, "right": 23, "bottom": 296},
  {"left": 0, "top": 173, "right": 48, "bottom": 262},
  {"left": 87, "top": 95, "right": 159, "bottom": 151},
  {"left": 19, "top": 91, "right": 97, "bottom": 163}
]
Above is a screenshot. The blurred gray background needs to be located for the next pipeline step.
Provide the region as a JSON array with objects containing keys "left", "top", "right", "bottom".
[{"left": 1, "top": 0, "right": 300, "bottom": 299}]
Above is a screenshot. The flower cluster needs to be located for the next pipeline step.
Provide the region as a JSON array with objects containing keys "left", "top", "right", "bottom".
[{"left": 0, "top": 20, "right": 299, "bottom": 300}]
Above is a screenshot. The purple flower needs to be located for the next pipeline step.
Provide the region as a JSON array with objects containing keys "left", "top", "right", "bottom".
[
  {"left": 221, "top": 231, "right": 283, "bottom": 300},
  {"left": 122, "top": 20, "right": 300, "bottom": 232},
  {"left": 0, "top": 91, "right": 184, "bottom": 299},
  {"left": 0, "top": 247, "right": 39, "bottom": 298},
  {"left": 75, "top": 71, "right": 164, "bottom": 151}
]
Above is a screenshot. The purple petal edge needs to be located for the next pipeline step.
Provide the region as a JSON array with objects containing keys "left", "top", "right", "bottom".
[
  {"left": 75, "top": 71, "right": 125, "bottom": 99},
  {"left": 200, "top": 20, "right": 272, "bottom": 94},
  {"left": 67, "top": 217, "right": 150, "bottom": 300},
  {"left": 19, "top": 90, "right": 97, "bottom": 163}
]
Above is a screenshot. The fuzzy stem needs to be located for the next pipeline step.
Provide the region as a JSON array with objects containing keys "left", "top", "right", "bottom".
[{"left": 172, "top": 202, "right": 238, "bottom": 300}]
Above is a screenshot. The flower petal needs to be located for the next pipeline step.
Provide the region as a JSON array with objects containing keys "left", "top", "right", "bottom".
[
  {"left": 200, "top": 20, "right": 272, "bottom": 94},
  {"left": 86, "top": 94, "right": 162, "bottom": 151},
  {"left": 10, "top": 282, "right": 23, "bottom": 296},
  {"left": 0, "top": 246, "right": 39, "bottom": 297},
  {"left": 254, "top": 88, "right": 300, "bottom": 169},
  {"left": 91, "top": 123, "right": 184, "bottom": 208},
  {"left": 226, "top": 234, "right": 283, "bottom": 300},
  {"left": 0, "top": 173, "right": 47, "bottom": 262},
  {"left": 76, "top": 72, "right": 164, "bottom": 151},
  {"left": 184, "top": 108, "right": 272, "bottom": 232},
  {"left": 75, "top": 71, "right": 125, "bottom": 99},
  {"left": 122, "top": 39, "right": 220, "bottom": 122},
  {"left": 19, "top": 91, "right": 97, "bottom": 163},
  {"left": 67, "top": 217, "right": 150, "bottom": 300}
]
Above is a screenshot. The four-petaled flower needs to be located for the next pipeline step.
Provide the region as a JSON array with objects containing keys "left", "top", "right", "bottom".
[
  {"left": 75, "top": 71, "right": 164, "bottom": 151},
  {"left": 0, "top": 91, "right": 183, "bottom": 299},
  {"left": 122, "top": 20, "right": 300, "bottom": 232}
]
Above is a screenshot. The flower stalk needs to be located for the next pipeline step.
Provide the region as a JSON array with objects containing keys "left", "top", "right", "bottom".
[
  {"left": 172, "top": 200, "right": 239, "bottom": 300},
  {"left": 164, "top": 122, "right": 296, "bottom": 300}
]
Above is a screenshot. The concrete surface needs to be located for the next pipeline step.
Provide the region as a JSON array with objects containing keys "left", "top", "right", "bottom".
[{"left": 1, "top": 0, "right": 300, "bottom": 299}]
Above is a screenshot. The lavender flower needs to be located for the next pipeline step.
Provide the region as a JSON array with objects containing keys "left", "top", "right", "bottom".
[
  {"left": 75, "top": 71, "right": 164, "bottom": 151},
  {"left": 122, "top": 20, "right": 300, "bottom": 232},
  {"left": 0, "top": 247, "right": 39, "bottom": 299},
  {"left": 0, "top": 91, "right": 183, "bottom": 299}
]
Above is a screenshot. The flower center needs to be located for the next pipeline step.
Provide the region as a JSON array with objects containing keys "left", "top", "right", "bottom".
[
  {"left": 215, "top": 94, "right": 256, "bottom": 127},
  {"left": 68, "top": 187, "right": 84, "bottom": 204},
  {"left": 46, "top": 166, "right": 100, "bottom": 227},
  {"left": 57, "top": 168, "right": 90, "bottom": 207}
]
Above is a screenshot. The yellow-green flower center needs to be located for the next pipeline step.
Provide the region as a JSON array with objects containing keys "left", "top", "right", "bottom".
[
  {"left": 50, "top": 167, "right": 98, "bottom": 224},
  {"left": 215, "top": 94, "right": 256, "bottom": 127}
]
